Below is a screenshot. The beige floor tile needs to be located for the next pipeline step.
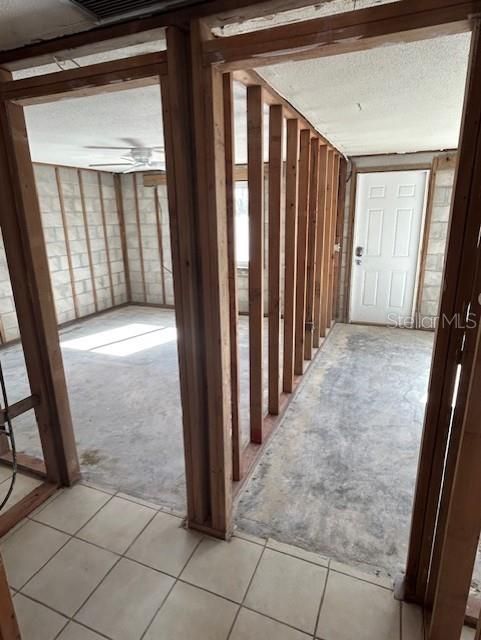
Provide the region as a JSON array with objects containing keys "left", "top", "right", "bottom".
[
  {"left": 462, "top": 628, "right": 476, "bottom": 639},
  {"left": 79, "top": 481, "right": 116, "bottom": 495},
  {"left": 76, "top": 557, "right": 174, "bottom": 640},
  {"left": 245, "top": 548, "right": 327, "bottom": 634},
  {"left": 126, "top": 510, "right": 201, "bottom": 576},
  {"left": 0, "top": 473, "right": 42, "bottom": 511},
  {"left": 28, "top": 488, "right": 65, "bottom": 518},
  {"left": 231, "top": 608, "right": 311, "bottom": 640},
  {"left": 0, "top": 518, "right": 30, "bottom": 543},
  {"left": 317, "top": 571, "right": 400, "bottom": 640},
  {"left": 32, "top": 485, "right": 111, "bottom": 534},
  {"left": 77, "top": 496, "right": 156, "bottom": 554},
  {"left": 0, "top": 465, "right": 13, "bottom": 484},
  {"left": 330, "top": 560, "right": 393, "bottom": 589},
  {"left": 267, "top": 538, "right": 329, "bottom": 567},
  {"left": 117, "top": 492, "right": 163, "bottom": 510},
  {"left": 57, "top": 622, "right": 105, "bottom": 639},
  {"left": 402, "top": 602, "right": 424, "bottom": 640},
  {"left": 234, "top": 530, "right": 266, "bottom": 546},
  {"left": 1, "top": 519, "right": 68, "bottom": 589},
  {"left": 144, "top": 580, "right": 238, "bottom": 640},
  {"left": 14, "top": 593, "right": 67, "bottom": 640},
  {"left": 181, "top": 536, "right": 263, "bottom": 602},
  {"left": 23, "top": 538, "right": 117, "bottom": 616}
]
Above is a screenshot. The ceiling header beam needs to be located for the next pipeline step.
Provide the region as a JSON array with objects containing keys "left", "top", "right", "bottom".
[
  {"left": 0, "top": 0, "right": 334, "bottom": 69},
  {"left": 0, "top": 51, "right": 167, "bottom": 105},
  {"left": 203, "top": 0, "right": 479, "bottom": 70}
]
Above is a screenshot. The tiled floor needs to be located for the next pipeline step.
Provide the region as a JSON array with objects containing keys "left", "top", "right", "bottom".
[{"left": 0, "top": 474, "right": 477, "bottom": 640}]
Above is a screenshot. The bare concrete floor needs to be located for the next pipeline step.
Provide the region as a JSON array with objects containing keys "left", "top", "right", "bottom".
[
  {"left": 235, "top": 323, "right": 434, "bottom": 582},
  {"left": 2, "top": 306, "right": 268, "bottom": 512},
  {"left": 3, "top": 307, "right": 441, "bottom": 582}
]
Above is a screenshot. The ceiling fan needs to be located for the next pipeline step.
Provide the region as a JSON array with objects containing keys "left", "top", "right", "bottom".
[{"left": 87, "top": 138, "right": 166, "bottom": 173}]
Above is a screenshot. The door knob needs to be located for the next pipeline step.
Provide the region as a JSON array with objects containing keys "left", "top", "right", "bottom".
[{"left": 355, "top": 246, "right": 364, "bottom": 257}]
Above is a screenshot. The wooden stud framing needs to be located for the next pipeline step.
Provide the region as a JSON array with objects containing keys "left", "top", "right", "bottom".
[
  {"left": 0, "top": 52, "right": 167, "bottom": 105},
  {"left": 97, "top": 173, "right": 115, "bottom": 308},
  {"left": 332, "top": 157, "right": 347, "bottom": 320},
  {"left": 320, "top": 149, "right": 334, "bottom": 337},
  {"left": 161, "top": 36, "right": 209, "bottom": 529},
  {"left": 203, "top": 0, "right": 477, "bottom": 70},
  {"left": 327, "top": 154, "right": 340, "bottom": 326},
  {"left": 314, "top": 144, "right": 328, "bottom": 345},
  {"left": 78, "top": 170, "right": 98, "bottom": 313},
  {"left": 0, "top": 0, "right": 322, "bottom": 68},
  {"left": 429, "top": 275, "right": 481, "bottom": 637},
  {"left": 268, "top": 104, "right": 284, "bottom": 415},
  {"left": 114, "top": 174, "right": 132, "bottom": 301},
  {"left": 283, "top": 119, "right": 299, "bottom": 393},
  {"left": 247, "top": 84, "right": 264, "bottom": 444},
  {"left": 163, "top": 23, "right": 232, "bottom": 536},
  {"left": 55, "top": 167, "right": 79, "bottom": 319},
  {"left": 304, "top": 138, "right": 320, "bottom": 359},
  {"left": 294, "top": 129, "right": 311, "bottom": 376},
  {"left": 190, "top": 19, "right": 233, "bottom": 535},
  {"left": 0, "top": 1, "right": 480, "bottom": 609},
  {"left": 223, "top": 72, "right": 241, "bottom": 481},
  {"left": 154, "top": 186, "right": 167, "bottom": 306},
  {"left": 405, "top": 20, "right": 481, "bottom": 606},
  {"left": 132, "top": 174, "right": 148, "bottom": 303},
  {"left": 0, "top": 552, "right": 21, "bottom": 640},
  {"left": 233, "top": 69, "right": 340, "bottom": 152},
  {"left": 0, "top": 90, "right": 79, "bottom": 485}
]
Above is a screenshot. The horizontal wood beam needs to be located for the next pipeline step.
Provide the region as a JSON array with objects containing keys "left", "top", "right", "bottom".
[
  {"left": 0, "top": 394, "right": 39, "bottom": 426},
  {"left": 0, "top": 1, "right": 325, "bottom": 69},
  {"left": 203, "top": 0, "right": 477, "bottom": 70},
  {"left": 0, "top": 52, "right": 167, "bottom": 105},
  {"left": 0, "top": 482, "right": 58, "bottom": 538}
]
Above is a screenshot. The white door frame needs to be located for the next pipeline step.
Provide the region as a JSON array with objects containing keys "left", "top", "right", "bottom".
[{"left": 347, "top": 167, "right": 431, "bottom": 326}]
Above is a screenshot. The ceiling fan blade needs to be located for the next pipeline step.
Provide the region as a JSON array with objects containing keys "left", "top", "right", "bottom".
[
  {"left": 85, "top": 146, "right": 134, "bottom": 150},
  {"left": 89, "top": 163, "right": 134, "bottom": 167},
  {"left": 120, "top": 137, "right": 145, "bottom": 148}
]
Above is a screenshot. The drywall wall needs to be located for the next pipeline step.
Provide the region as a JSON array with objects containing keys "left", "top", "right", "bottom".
[
  {"left": 337, "top": 151, "right": 455, "bottom": 328},
  {"left": 0, "top": 164, "right": 129, "bottom": 343}
]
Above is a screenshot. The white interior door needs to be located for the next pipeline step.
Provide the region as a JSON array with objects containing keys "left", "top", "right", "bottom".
[{"left": 349, "top": 170, "right": 428, "bottom": 325}]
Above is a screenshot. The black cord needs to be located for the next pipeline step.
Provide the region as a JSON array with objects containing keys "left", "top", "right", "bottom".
[{"left": 0, "top": 360, "right": 17, "bottom": 512}]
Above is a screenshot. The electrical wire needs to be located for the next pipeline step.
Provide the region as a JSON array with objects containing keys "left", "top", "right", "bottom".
[{"left": 0, "top": 360, "right": 17, "bottom": 512}]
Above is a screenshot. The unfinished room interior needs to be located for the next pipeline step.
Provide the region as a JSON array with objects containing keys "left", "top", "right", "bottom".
[{"left": 0, "top": 0, "right": 481, "bottom": 639}]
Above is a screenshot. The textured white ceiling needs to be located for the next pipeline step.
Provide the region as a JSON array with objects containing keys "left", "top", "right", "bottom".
[
  {"left": 0, "top": 0, "right": 95, "bottom": 51},
  {"left": 25, "top": 84, "right": 165, "bottom": 171},
  {"left": 258, "top": 32, "right": 470, "bottom": 155},
  {"left": 24, "top": 32, "right": 470, "bottom": 168}
]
